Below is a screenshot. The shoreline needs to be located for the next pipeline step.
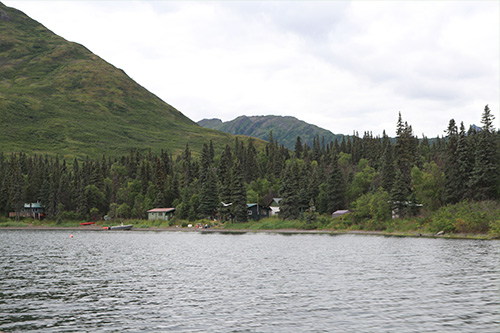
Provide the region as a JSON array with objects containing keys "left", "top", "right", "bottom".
[{"left": 0, "top": 225, "right": 495, "bottom": 240}]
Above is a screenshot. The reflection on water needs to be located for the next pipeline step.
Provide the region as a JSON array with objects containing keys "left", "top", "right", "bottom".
[{"left": 1, "top": 230, "right": 499, "bottom": 332}]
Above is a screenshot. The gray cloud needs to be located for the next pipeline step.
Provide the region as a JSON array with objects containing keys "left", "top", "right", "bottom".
[{"left": 4, "top": 0, "right": 499, "bottom": 137}]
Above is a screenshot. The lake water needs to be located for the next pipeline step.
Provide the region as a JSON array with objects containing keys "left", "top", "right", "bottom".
[{"left": 0, "top": 230, "right": 499, "bottom": 332}]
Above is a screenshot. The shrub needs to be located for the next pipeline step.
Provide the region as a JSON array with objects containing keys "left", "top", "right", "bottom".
[
  {"left": 325, "top": 213, "right": 353, "bottom": 230},
  {"left": 301, "top": 211, "right": 318, "bottom": 230},
  {"left": 428, "top": 200, "right": 499, "bottom": 234},
  {"left": 350, "top": 188, "right": 391, "bottom": 230},
  {"left": 59, "top": 211, "right": 80, "bottom": 220},
  {"left": 391, "top": 218, "right": 422, "bottom": 233},
  {"left": 429, "top": 215, "right": 456, "bottom": 233},
  {"left": 316, "top": 215, "right": 332, "bottom": 228},
  {"left": 364, "top": 218, "right": 386, "bottom": 231},
  {"left": 489, "top": 219, "right": 500, "bottom": 238}
]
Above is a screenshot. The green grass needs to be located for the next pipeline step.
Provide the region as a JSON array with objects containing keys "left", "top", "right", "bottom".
[
  {"left": 224, "top": 217, "right": 304, "bottom": 230},
  {"left": 0, "top": 221, "right": 32, "bottom": 227},
  {"left": 133, "top": 219, "right": 176, "bottom": 228},
  {"left": 1, "top": 216, "right": 496, "bottom": 239}
]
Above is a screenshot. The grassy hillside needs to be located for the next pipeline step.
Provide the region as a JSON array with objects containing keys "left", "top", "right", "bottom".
[
  {"left": 198, "top": 115, "right": 345, "bottom": 150},
  {"left": 0, "top": 3, "right": 260, "bottom": 159}
]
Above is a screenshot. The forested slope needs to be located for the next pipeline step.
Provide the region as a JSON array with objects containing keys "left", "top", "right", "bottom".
[
  {"left": 198, "top": 115, "right": 345, "bottom": 150},
  {"left": 2, "top": 107, "right": 499, "bottom": 235}
]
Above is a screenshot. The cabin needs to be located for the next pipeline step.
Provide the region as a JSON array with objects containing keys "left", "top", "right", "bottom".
[
  {"left": 247, "top": 204, "right": 271, "bottom": 221},
  {"left": 9, "top": 202, "right": 46, "bottom": 220},
  {"left": 147, "top": 208, "right": 176, "bottom": 221},
  {"left": 267, "top": 198, "right": 282, "bottom": 216},
  {"left": 391, "top": 201, "right": 423, "bottom": 219},
  {"left": 332, "top": 210, "right": 351, "bottom": 219}
]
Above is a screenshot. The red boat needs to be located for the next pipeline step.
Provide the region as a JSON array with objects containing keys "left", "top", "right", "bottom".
[{"left": 80, "top": 222, "right": 95, "bottom": 226}]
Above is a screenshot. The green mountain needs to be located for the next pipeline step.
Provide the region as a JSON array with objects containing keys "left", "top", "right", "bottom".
[
  {"left": 198, "top": 115, "right": 345, "bottom": 150},
  {"left": 0, "top": 2, "right": 255, "bottom": 159}
]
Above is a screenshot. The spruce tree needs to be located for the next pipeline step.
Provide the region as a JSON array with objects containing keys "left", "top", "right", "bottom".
[
  {"left": 333, "top": 138, "right": 340, "bottom": 155},
  {"left": 390, "top": 170, "right": 408, "bottom": 218},
  {"left": 165, "top": 173, "right": 180, "bottom": 207},
  {"left": 231, "top": 159, "right": 247, "bottom": 222},
  {"left": 443, "top": 119, "right": 461, "bottom": 204},
  {"left": 7, "top": 155, "right": 24, "bottom": 221},
  {"left": 307, "top": 164, "right": 321, "bottom": 208},
  {"left": 456, "top": 122, "right": 473, "bottom": 200},
  {"left": 154, "top": 189, "right": 166, "bottom": 208},
  {"left": 380, "top": 140, "right": 395, "bottom": 192},
  {"left": 469, "top": 105, "right": 500, "bottom": 200},
  {"left": 209, "top": 140, "right": 215, "bottom": 163},
  {"left": 24, "top": 158, "right": 39, "bottom": 205},
  {"left": 198, "top": 143, "right": 219, "bottom": 218},
  {"left": 153, "top": 157, "right": 166, "bottom": 194},
  {"left": 279, "top": 159, "right": 300, "bottom": 220},
  {"left": 294, "top": 136, "right": 303, "bottom": 158},
  {"left": 245, "top": 139, "right": 259, "bottom": 183},
  {"left": 76, "top": 185, "right": 89, "bottom": 219},
  {"left": 418, "top": 136, "right": 431, "bottom": 163},
  {"left": 181, "top": 143, "right": 192, "bottom": 187},
  {"left": 394, "top": 113, "right": 416, "bottom": 199},
  {"left": 340, "top": 137, "right": 347, "bottom": 153},
  {"left": 188, "top": 194, "right": 199, "bottom": 221},
  {"left": 312, "top": 136, "right": 321, "bottom": 162},
  {"left": 266, "top": 131, "right": 281, "bottom": 178},
  {"left": 198, "top": 168, "right": 218, "bottom": 218},
  {"left": 326, "top": 155, "right": 346, "bottom": 213},
  {"left": 0, "top": 170, "right": 7, "bottom": 216},
  {"left": 57, "top": 171, "right": 72, "bottom": 213},
  {"left": 218, "top": 145, "right": 233, "bottom": 221},
  {"left": 200, "top": 143, "right": 212, "bottom": 181}
]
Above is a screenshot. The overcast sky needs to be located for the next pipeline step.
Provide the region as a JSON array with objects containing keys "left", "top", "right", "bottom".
[{"left": 5, "top": 1, "right": 499, "bottom": 137}]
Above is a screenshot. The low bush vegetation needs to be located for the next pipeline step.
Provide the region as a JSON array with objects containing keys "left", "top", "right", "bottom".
[
  {"left": 2, "top": 200, "right": 499, "bottom": 239},
  {"left": 0, "top": 221, "right": 32, "bottom": 227},
  {"left": 424, "top": 200, "right": 499, "bottom": 234}
]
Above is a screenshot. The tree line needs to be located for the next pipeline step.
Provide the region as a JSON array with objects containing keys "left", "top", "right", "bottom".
[{"left": 1, "top": 105, "right": 498, "bottom": 225}]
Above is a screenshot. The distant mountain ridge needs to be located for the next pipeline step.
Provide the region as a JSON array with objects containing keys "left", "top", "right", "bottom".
[
  {"left": 198, "top": 115, "right": 345, "bottom": 150},
  {"left": 0, "top": 2, "right": 262, "bottom": 158}
]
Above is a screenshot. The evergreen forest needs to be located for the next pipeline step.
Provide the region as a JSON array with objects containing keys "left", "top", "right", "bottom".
[{"left": 1, "top": 106, "right": 499, "bottom": 235}]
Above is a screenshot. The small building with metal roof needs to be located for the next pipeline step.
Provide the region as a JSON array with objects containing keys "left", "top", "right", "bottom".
[{"left": 147, "top": 208, "right": 176, "bottom": 220}]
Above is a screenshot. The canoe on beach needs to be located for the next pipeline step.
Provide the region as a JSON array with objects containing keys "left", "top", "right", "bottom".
[{"left": 103, "top": 224, "right": 133, "bottom": 231}]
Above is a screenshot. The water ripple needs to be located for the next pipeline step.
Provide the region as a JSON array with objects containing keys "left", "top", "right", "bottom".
[{"left": 0, "top": 230, "right": 499, "bottom": 332}]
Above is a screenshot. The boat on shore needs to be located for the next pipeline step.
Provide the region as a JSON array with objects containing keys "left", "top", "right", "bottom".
[
  {"left": 103, "top": 224, "right": 133, "bottom": 231},
  {"left": 80, "top": 222, "right": 95, "bottom": 226}
]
